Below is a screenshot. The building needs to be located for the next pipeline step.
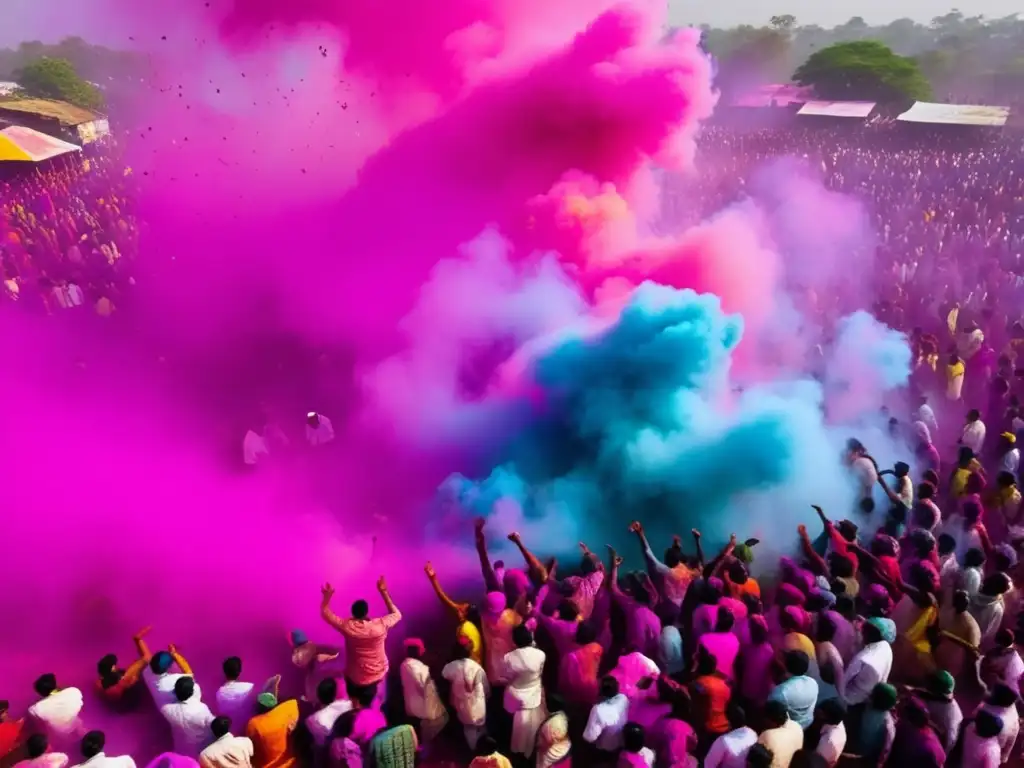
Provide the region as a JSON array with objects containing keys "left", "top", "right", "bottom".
[{"left": 0, "top": 98, "right": 109, "bottom": 144}]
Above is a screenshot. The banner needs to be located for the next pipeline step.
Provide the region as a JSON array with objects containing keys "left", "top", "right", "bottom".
[
  {"left": 797, "top": 101, "right": 876, "bottom": 118},
  {"left": 897, "top": 102, "right": 1010, "bottom": 127}
]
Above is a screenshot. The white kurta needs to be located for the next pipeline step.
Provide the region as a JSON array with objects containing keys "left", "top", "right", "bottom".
[{"left": 503, "top": 647, "right": 547, "bottom": 756}]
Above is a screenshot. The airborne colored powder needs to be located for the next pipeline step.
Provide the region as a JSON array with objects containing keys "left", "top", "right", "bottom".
[{"left": 0, "top": 0, "right": 910, "bottom": 757}]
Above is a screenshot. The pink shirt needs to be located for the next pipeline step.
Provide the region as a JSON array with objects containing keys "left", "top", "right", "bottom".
[
  {"left": 699, "top": 631, "right": 740, "bottom": 680},
  {"left": 338, "top": 612, "right": 402, "bottom": 686},
  {"left": 739, "top": 643, "right": 775, "bottom": 705},
  {"left": 350, "top": 708, "right": 387, "bottom": 748},
  {"left": 565, "top": 571, "right": 604, "bottom": 620}
]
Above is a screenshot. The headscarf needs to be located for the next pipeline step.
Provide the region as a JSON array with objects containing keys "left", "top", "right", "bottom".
[
  {"left": 733, "top": 543, "right": 754, "bottom": 564},
  {"left": 928, "top": 670, "right": 955, "bottom": 698},
  {"left": 484, "top": 591, "right": 507, "bottom": 617},
  {"left": 778, "top": 583, "right": 807, "bottom": 607},
  {"left": 291, "top": 630, "right": 308, "bottom": 646},
  {"left": 257, "top": 693, "right": 278, "bottom": 709},
  {"left": 144, "top": 755, "right": 200, "bottom": 768},
  {"left": 780, "top": 558, "right": 815, "bottom": 594},
  {"left": 870, "top": 683, "right": 898, "bottom": 710},
  {"left": 867, "top": 617, "right": 897, "bottom": 644}
]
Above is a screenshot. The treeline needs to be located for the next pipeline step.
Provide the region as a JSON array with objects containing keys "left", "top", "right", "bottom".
[{"left": 0, "top": 37, "right": 149, "bottom": 85}]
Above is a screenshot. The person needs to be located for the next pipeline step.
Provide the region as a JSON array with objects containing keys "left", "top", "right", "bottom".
[
  {"left": 916, "top": 671, "right": 962, "bottom": 755},
  {"left": 560, "top": 621, "right": 603, "bottom": 706},
  {"left": 607, "top": 547, "right": 661, "bottom": 661},
  {"left": 617, "top": 723, "right": 655, "bottom": 768},
  {"left": 970, "top": 572, "right": 1012, "bottom": 643},
  {"left": 959, "top": 709, "right": 1003, "bottom": 768},
  {"left": 365, "top": 725, "right": 417, "bottom": 768},
  {"left": 0, "top": 700, "right": 25, "bottom": 764},
  {"left": 980, "top": 629, "right": 1024, "bottom": 694},
  {"left": 841, "top": 618, "right": 894, "bottom": 706},
  {"left": 242, "top": 425, "right": 270, "bottom": 467},
  {"left": 441, "top": 638, "right": 489, "bottom": 750},
  {"left": 468, "top": 735, "right": 513, "bottom": 768},
  {"left": 306, "top": 678, "right": 352, "bottom": 749},
  {"left": 745, "top": 745, "right": 773, "bottom": 768},
  {"left": 848, "top": 683, "right": 896, "bottom": 765},
  {"left": 947, "top": 352, "right": 966, "bottom": 402},
  {"left": 975, "top": 683, "right": 1020, "bottom": 765},
  {"left": 698, "top": 607, "right": 740, "bottom": 682},
  {"left": 346, "top": 685, "right": 387, "bottom": 749},
  {"left": 996, "top": 432, "right": 1020, "bottom": 475},
  {"left": 534, "top": 695, "right": 571, "bottom": 768},
  {"left": 305, "top": 412, "right": 335, "bottom": 447},
  {"left": 583, "top": 676, "right": 629, "bottom": 756},
  {"left": 845, "top": 440, "right": 877, "bottom": 510},
  {"left": 628, "top": 521, "right": 699, "bottom": 608},
  {"left": 325, "top": 712, "right": 361, "bottom": 768},
  {"left": 13, "top": 734, "right": 67, "bottom": 768},
  {"left": 95, "top": 626, "right": 153, "bottom": 707},
  {"left": 288, "top": 631, "right": 340, "bottom": 705},
  {"left": 886, "top": 697, "right": 945, "bottom": 768},
  {"left": 246, "top": 693, "right": 299, "bottom": 768},
  {"left": 144, "top": 645, "right": 200, "bottom": 710},
  {"left": 813, "top": 699, "right": 846, "bottom": 767},
  {"left": 913, "top": 422, "right": 941, "bottom": 475},
  {"left": 704, "top": 703, "right": 757, "bottom": 768},
  {"left": 756, "top": 702, "right": 802, "bottom": 768},
  {"left": 503, "top": 625, "right": 547, "bottom": 760},
  {"left": 27, "top": 674, "right": 84, "bottom": 753},
  {"left": 814, "top": 614, "right": 844, "bottom": 703},
  {"left": 423, "top": 562, "right": 483, "bottom": 664},
  {"left": 319, "top": 576, "right": 401, "bottom": 690},
  {"left": 990, "top": 471, "right": 1023, "bottom": 531},
  {"left": 738, "top": 615, "right": 775, "bottom": 707},
  {"left": 690, "top": 647, "right": 732, "bottom": 743},
  {"left": 199, "top": 718, "right": 253, "bottom": 768},
  {"left": 159, "top": 677, "right": 216, "bottom": 758},
  {"left": 69, "top": 732, "right": 136, "bottom": 768},
  {"left": 768, "top": 651, "right": 818, "bottom": 730},
  {"left": 216, "top": 658, "right": 256, "bottom": 737},
  {"left": 398, "top": 638, "right": 448, "bottom": 744},
  {"left": 961, "top": 409, "right": 987, "bottom": 455},
  {"left": 950, "top": 447, "right": 985, "bottom": 499},
  {"left": 650, "top": 687, "right": 697, "bottom": 768},
  {"left": 934, "top": 590, "right": 981, "bottom": 682}
]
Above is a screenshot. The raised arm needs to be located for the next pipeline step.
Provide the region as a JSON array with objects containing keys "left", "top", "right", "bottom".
[
  {"left": 605, "top": 545, "right": 625, "bottom": 600},
  {"left": 508, "top": 532, "right": 550, "bottom": 585},
  {"left": 319, "top": 582, "right": 347, "bottom": 633},
  {"left": 377, "top": 576, "right": 399, "bottom": 616},
  {"left": 692, "top": 529, "right": 706, "bottom": 568},
  {"left": 167, "top": 643, "right": 192, "bottom": 676},
  {"left": 132, "top": 625, "right": 153, "bottom": 660},
  {"left": 708, "top": 534, "right": 737, "bottom": 580},
  {"left": 424, "top": 562, "right": 469, "bottom": 620},
  {"left": 629, "top": 520, "right": 670, "bottom": 578},
  {"left": 797, "top": 525, "right": 830, "bottom": 577},
  {"left": 474, "top": 518, "right": 502, "bottom": 593}
]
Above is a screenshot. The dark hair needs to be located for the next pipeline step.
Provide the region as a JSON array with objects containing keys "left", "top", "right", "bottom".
[
  {"left": 747, "top": 744, "right": 774, "bottom": 768},
  {"left": 475, "top": 735, "right": 499, "bottom": 757},
  {"left": 967, "top": 409, "right": 981, "bottom": 422},
  {"left": 952, "top": 590, "right": 970, "bottom": 613},
  {"left": 696, "top": 647, "right": 718, "bottom": 676},
  {"left": 715, "top": 606, "right": 735, "bottom": 633},
  {"left": 174, "top": 676, "right": 196, "bottom": 703},
  {"left": 999, "top": 471, "right": 1017, "bottom": 488},
  {"left": 963, "top": 500, "right": 983, "bottom": 524},
  {"left": 211, "top": 716, "right": 231, "bottom": 739},
  {"left": 764, "top": 700, "right": 789, "bottom": 727},
  {"left": 784, "top": 650, "right": 810, "bottom": 677},
  {"left": 917, "top": 482, "right": 936, "bottom": 501},
  {"left": 580, "top": 556, "right": 598, "bottom": 575},
  {"left": 817, "top": 614, "right": 836, "bottom": 644},
  {"left": 975, "top": 709, "right": 1004, "bottom": 739},
  {"left": 818, "top": 699, "right": 846, "bottom": 726},
  {"left": 835, "top": 595, "right": 855, "bottom": 619},
  {"left": 861, "top": 622, "right": 883, "bottom": 645},
  {"left": 81, "top": 731, "right": 105, "bottom": 759},
  {"left": 750, "top": 618, "right": 769, "bottom": 644},
  {"left": 958, "top": 446, "right": 974, "bottom": 467},
  {"left": 547, "top": 693, "right": 566, "bottom": 714},
  {"left": 351, "top": 600, "right": 369, "bottom": 620},
  {"left": 575, "top": 621, "right": 597, "bottom": 646},
  {"left": 995, "top": 629, "right": 1015, "bottom": 648},
  {"left": 316, "top": 677, "right": 338, "bottom": 706},
  {"left": 512, "top": 624, "right": 534, "bottom": 649},
  {"left": 26, "top": 734, "right": 48, "bottom": 759},
  {"left": 989, "top": 683, "right": 1018, "bottom": 708},
  {"left": 982, "top": 572, "right": 1012, "bottom": 596},
  {"left": 937, "top": 534, "right": 956, "bottom": 556},
  {"left": 406, "top": 642, "right": 423, "bottom": 660},
  {"left": 903, "top": 698, "right": 929, "bottom": 728},
  {"left": 330, "top": 710, "right": 357, "bottom": 741},
  {"left": 726, "top": 702, "right": 747, "bottom": 729},
  {"left": 351, "top": 682, "right": 377, "bottom": 708},
  {"left": 557, "top": 599, "right": 580, "bottom": 622},
  {"left": 622, "top": 722, "right": 645, "bottom": 753},
  {"left": 728, "top": 561, "right": 748, "bottom": 584},
  {"left": 97, "top": 654, "right": 118, "bottom": 677},
  {"left": 599, "top": 676, "right": 620, "bottom": 701},
  {"left": 222, "top": 656, "right": 242, "bottom": 680},
  {"left": 665, "top": 548, "right": 682, "bottom": 568},
  {"left": 33, "top": 673, "right": 57, "bottom": 698}
]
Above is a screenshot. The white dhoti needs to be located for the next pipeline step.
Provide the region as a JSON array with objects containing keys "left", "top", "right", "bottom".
[{"left": 510, "top": 704, "right": 547, "bottom": 757}]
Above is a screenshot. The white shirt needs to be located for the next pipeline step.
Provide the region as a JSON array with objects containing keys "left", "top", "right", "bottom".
[
  {"left": 71, "top": 753, "right": 137, "bottom": 768},
  {"left": 67, "top": 283, "right": 84, "bottom": 307},
  {"left": 160, "top": 698, "right": 217, "bottom": 757},
  {"left": 199, "top": 734, "right": 254, "bottom": 768},
  {"left": 400, "top": 658, "right": 446, "bottom": 721},
  {"left": 916, "top": 405, "right": 939, "bottom": 437},
  {"left": 962, "top": 420, "right": 987, "bottom": 455},
  {"left": 305, "top": 699, "right": 353, "bottom": 747},
  {"left": 442, "top": 658, "right": 489, "bottom": 727},
  {"left": 896, "top": 476, "right": 914, "bottom": 508},
  {"left": 28, "top": 689, "right": 85, "bottom": 744},
  {"left": 842, "top": 641, "right": 893, "bottom": 705},
  {"left": 215, "top": 681, "right": 256, "bottom": 733},
  {"left": 305, "top": 416, "right": 335, "bottom": 447},
  {"left": 815, "top": 722, "right": 847, "bottom": 766},
  {"left": 15, "top": 757, "right": 69, "bottom": 768},
  {"left": 502, "top": 647, "right": 546, "bottom": 712},
  {"left": 143, "top": 668, "right": 204, "bottom": 710},
  {"left": 628, "top": 747, "right": 655, "bottom": 767},
  {"left": 242, "top": 430, "right": 269, "bottom": 466},
  {"left": 1000, "top": 448, "right": 1020, "bottom": 476},
  {"left": 583, "top": 693, "right": 630, "bottom": 751},
  {"left": 705, "top": 726, "right": 758, "bottom": 768}
]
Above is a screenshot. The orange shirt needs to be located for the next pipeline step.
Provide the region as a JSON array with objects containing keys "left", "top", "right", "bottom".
[
  {"left": 692, "top": 673, "right": 731, "bottom": 734},
  {"left": 247, "top": 699, "right": 299, "bottom": 768},
  {"left": 338, "top": 612, "right": 403, "bottom": 686}
]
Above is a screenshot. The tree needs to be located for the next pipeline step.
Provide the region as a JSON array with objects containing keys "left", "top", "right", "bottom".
[
  {"left": 793, "top": 40, "right": 933, "bottom": 103},
  {"left": 770, "top": 15, "right": 797, "bottom": 32},
  {"left": 12, "top": 56, "right": 104, "bottom": 110}
]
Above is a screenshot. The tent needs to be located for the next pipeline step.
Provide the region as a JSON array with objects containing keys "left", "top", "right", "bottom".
[
  {"left": 797, "top": 101, "right": 876, "bottom": 118},
  {"left": 897, "top": 102, "right": 1010, "bottom": 127},
  {"left": 0, "top": 125, "right": 82, "bottom": 162}
]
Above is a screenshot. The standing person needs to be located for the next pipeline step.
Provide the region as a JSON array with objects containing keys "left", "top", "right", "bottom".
[
  {"left": 13, "top": 734, "right": 67, "bottom": 768},
  {"left": 848, "top": 684, "right": 896, "bottom": 765},
  {"left": 974, "top": 684, "right": 1020, "bottom": 765},
  {"left": 813, "top": 700, "right": 846, "bottom": 767},
  {"left": 304, "top": 412, "right": 335, "bottom": 447},
  {"left": 95, "top": 626, "right": 153, "bottom": 708},
  {"left": 215, "top": 658, "right": 255, "bottom": 736},
  {"left": 246, "top": 694, "right": 299, "bottom": 768},
  {"left": 767, "top": 652, "right": 818, "bottom": 730},
  {"left": 947, "top": 352, "right": 966, "bottom": 402},
  {"left": 560, "top": 622, "right": 603, "bottom": 708},
  {"left": 288, "top": 631, "right": 340, "bottom": 705},
  {"left": 959, "top": 710, "right": 1004, "bottom": 768},
  {"left": 27, "top": 675, "right": 84, "bottom": 753},
  {"left": 305, "top": 679, "right": 352, "bottom": 750},
  {"left": 756, "top": 702, "right": 802, "bottom": 768},
  {"left": 0, "top": 700, "right": 25, "bottom": 765},
  {"left": 198, "top": 718, "right": 253, "bottom": 768},
  {"left": 144, "top": 645, "right": 200, "bottom": 709},
  {"left": 916, "top": 672, "right": 962, "bottom": 756},
  {"left": 617, "top": 723, "right": 655, "bottom": 768},
  {"left": 996, "top": 433, "right": 1020, "bottom": 475},
  {"left": 398, "top": 639, "right": 448, "bottom": 745},
  {"left": 503, "top": 626, "right": 547, "bottom": 762},
  {"left": 690, "top": 648, "right": 732, "bottom": 749},
  {"left": 441, "top": 639, "right": 490, "bottom": 750},
  {"left": 534, "top": 695, "right": 571, "bottom": 768},
  {"left": 842, "top": 619, "right": 895, "bottom": 706},
  {"left": 961, "top": 409, "right": 988, "bottom": 456},
  {"left": 69, "top": 731, "right": 136, "bottom": 768},
  {"left": 319, "top": 577, "right": 401, "bottom": 693},
  {"left": 934, "top": 591, "right": 982, "bottom": 683},
  {"left": 886, "top": 697, "right": 945, "bottom": 768},
  {"left": 160, "top": 677, "right": 216, "bottom": 759},
  {"left": 582, "top": 677, "right": 630, "bottom": 757},
  {"left": 628, "top": 521, "right": 699, "bottom": 608},
  {"left": 704, "top": 704, "right": 757, "bottom": 768},
  {"left": 423, "top": 562, "right": 483, "bottom": 664}
]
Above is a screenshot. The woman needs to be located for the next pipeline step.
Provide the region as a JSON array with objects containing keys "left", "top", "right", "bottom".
[
  {"left": 934, "top": 590, "right": 982, "bottom": 683},
  {"left": 534, "top": 695, "right": 570, "bottom": 768},
  {"left": 651, "top": 685, "right": 698, "bottom": 768}
]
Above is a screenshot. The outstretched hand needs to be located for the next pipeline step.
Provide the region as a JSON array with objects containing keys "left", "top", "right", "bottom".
[
  {"left": 628, "top": 521, "right": 643, "bottom": 534},
  {"left": 605, "top": 544, "right": 623, "bottom": 567},
  {"left": 424, "top": 562, "right": 436, "bottom": 579},
  {"left": 377, "top": 575, "right": 388, "bottom": 593},
  {"left": 321, "top": 582, "right": 335, "bottom": 604}
]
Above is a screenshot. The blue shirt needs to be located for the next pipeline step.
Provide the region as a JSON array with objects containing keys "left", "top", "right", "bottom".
[{"left": 768, "top": 675, "right": 819, "bottom": 729}]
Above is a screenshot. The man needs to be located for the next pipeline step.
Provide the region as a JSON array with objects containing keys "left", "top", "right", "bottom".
[
  {"left": 144, "top": 645, "right": 201, "bottom": 710},
  {"left": 287, "top": 631, "right": 340, "bottom": 704},
  {"left": 304, "top": 679, "right": 351, "bottom": 748},
  {"left": 502, "top": 625, "right": 546, "bottom": 761},
  {"left": 95, "top": 626, "right": 152, "bottom": 707},
  {"left": 886, "top": 697, "right": 945, "bottom": 768},
  {"left": 199, "top": 717, "right": 253, "bottom": 768},
  {"left": 583, "top": 677, "right": 629, "bottom": 756},
  {"left": 215, "top": 658, "right": 255, "bottom": 735},
  {"left": 27, "top": 674, "right": 84, "bottom": 753},
  {"left": 304, "top": 412, "right": 334, "bottom": 447},
  {"left": 245, "top": 693, "right": 299, "bottom": 768},
  {"left": 441, "top": 637, "right": 489, "bottom": 750},
  {"left": 997, "top": 433, "right": 1020, "bottom": 476},
  {"left": 319, "top": 576, "right": 401, "bottom": 691},
  {"left": 159, "top": 677, "right": 215, "bottom": 758},
  {"left": 242, "top": 425, "right": 270, "bottom": 467},
  {"left": 70, "top": 731, "right": 136, "bottom": 768},
  {"left": 961, "top": 409, "right": 987, "bottom": 455},
  {"left": 960, "top": 709, "right": 1003, "bottom": 768},
  {"left": 0, "top": 700, "right": 25, "bottom": 765},
  {"left": 423, "top": 563, "right": 482, "bottom": 664},
  {"left": 845, "top": 439, "right": 877, "bottom": 511},
  {"left": 842, "top": 618, "right": 894, "bottom": 706},
  {"left": 13, "top": 735, "right": 67, "bottom": 768},
  {"left": 399, "top": 639, "right": 448, "bottom": 744},
  {"left": 756, "top": 701, "right": 803, "bottom": 768},
  {"left": 813, "top": 700, "right": 846, "bottom": 767},
  {"left": 628, "top": 521, "right": 699, "bottom": 607},
  {"left": 767, "top": 652, "right": 818, "bottom": 730},
  {"left": 704, "top": 703, "right": 757, "bottom": 768}
]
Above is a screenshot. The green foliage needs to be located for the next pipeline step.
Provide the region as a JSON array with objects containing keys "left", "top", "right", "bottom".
[
  {"left": 13, "top": 56, "right": 105, "bottom": 110},
  {"left": 0, "top": 37, "right": 148, "bottom": 85},
  {"left": 793, "top": 41, "right": 933, "bottom": 103}
]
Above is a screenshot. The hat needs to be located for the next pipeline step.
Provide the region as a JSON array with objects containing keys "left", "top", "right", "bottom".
[
  {"left": 404, "top": 638, "right": 426, "bottom": 654},
  {"left": 813, "top": 588, "right": 837, "bottom": 607},
  {"left": 867, "top": 617, "right": 897, "bottom": 644},
  {"left": 1002, "top": 432, "right": 1017, "bottom": 443},
  {"left": 871, "top": 683, "right": 898, "bottom": 710},
  {"left": 257, "top": 692, "right": 278, "bottom": 709},
  {"left": 778, "top": 583, "right": 807, "bottom": 607},
  {"left": 733, "top": 543, "right": 754, "bottom": 563},
  {"left": 928, "top": 670, "right": 955, "bottom": 698},
  {"left": 290, "top": 629, "right": 308, "bottom": 646},
  {"left": 484, "top": 591, "right": 507, "bottom": 616}
]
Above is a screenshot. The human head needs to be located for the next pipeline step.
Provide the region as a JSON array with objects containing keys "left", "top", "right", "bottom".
[
  {"left": 783, "top": 650, "right": 810, "bottom": 678},
  {"left": 306, "top": 411, "right": 320, "bottom": 428},
  {"left": 405, "top": 638, "right": 425, "bottom": 659},
  {"left": 749, "top": 615, "right": 769, "bottom": 644},
  {"left": 715, "top": 606, "right": 735, "bottom": 633},
  {"left": 351, "top": 600, "right": 369, "bottom": 620},
  {"left": 222, "top": 656, "right": 242, "bottom": 681},
  {"left": 351, "top": 683, "right": 377, "bottom": 709},
  {"left": 97, "top": 654, "right": 118, "bottom": 678},
  {"left": 966, "top": 473, "right": 985, "bottom": 496},
  {"left": 937, "top": 533, "right": 956, "bottom": 557},
  {"left": 80, "top": 731, "right": 105, "bottom": 759},
  {"left": 861, "top": 621, "right": 883, "bottom": 645},
  {"left": 574, "top": 620, "right": 597, "bottom": 646},
  {"left": 728, "top": 560, "right": 748, "bottom": 585},
  {"left": 696, "top": 647, "right": 718, "bottom": 676},
  {"left": 817, "top": 698, "right": 846, "bottom": 726},
  {"left": 952, "top": 589, "right": 970, "bottom": 613},
  {"left": 975, "top": 709, "right": 1004, "bottom": 740},
  {"left": 963, "top": 501, "right": 983, "bottom": 526},
  {"left": 894, "top": 461, "right": 910, "bottom": 478},
  {"left": 556, "top": 597, "right": 580, "bottom": 622},
  {"left": 174, "top": 676, "right": 196, "bottom": 703},
  {"left": 512, "top": 624, "right": 534, "bottom": 649},
  {"left": 926, "top": 670, "right": 955, "bottom": 699},
  {"left": 958, "top": 446, "right": 974, "bottom": 467},
  {"left": 0, "top": 701, "right": 7, "bottom": 723},
  {"left": 580, "top": 554, "right": 598, "bottom": 575},
  {"left": 150, "top": 651, "right": 173, "bottom": 675},
  {"left": 764, "top": 700, "right": 789, "bottom": 728},
  {"left": 747, "top": 744, "right": 774, "bottom": 768},
  {"left": 599, "top": 676, "right": 620, "bottom": 701},
  {"left": 475, "top": 735, "right": 500, "bottom": 757},
  {"left": 726, "top": 702, "right": 747, "bottom": 730},
  {"left": 917, "top": 481, "right": 936, "bottom": 501},
  {"left": 211, "top": 716, "right": 231, "bottom": 739},
  {"left": 998, "top": 470, "right": 1017, "bottom": 489},
  {"left": 33, "top": 673, "right": 57, "bottom": 698},
  {"left": 316, "top": 677, "right": 338, "bottom": 706},
  {"left": 989, "top": 683, "right": 1018, "bottom": 708},
  {"left": 967, "top": 409, "right": 981, "bottom": 423},
  {"left": 26, "top": 734, "right": 49, "bottom": 759},
  {"left": 664, "top": 547, "right": 682, "bottom": 568},
  {"left": 869, "top": 683, "right": 898, "bottom": 711},
  {"left": 256, "top": 692, "right": 278, "bottom": 714},
  {"left": 982, "top": 572, "right": 1012, "bottom": 597},
  {"left": 622, "top": 722, "right": 646, "bottom": 753}
]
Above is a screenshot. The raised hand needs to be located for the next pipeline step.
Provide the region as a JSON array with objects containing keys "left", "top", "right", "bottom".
[
  {"left": 377, "top": 575, "right": 388, "bottom": 593},
  {"left": 321, "top": 582, "right": 335, "bottom": 604},
  {"left": 424, "top": 562, "right": 436, "bottom": 579}
]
